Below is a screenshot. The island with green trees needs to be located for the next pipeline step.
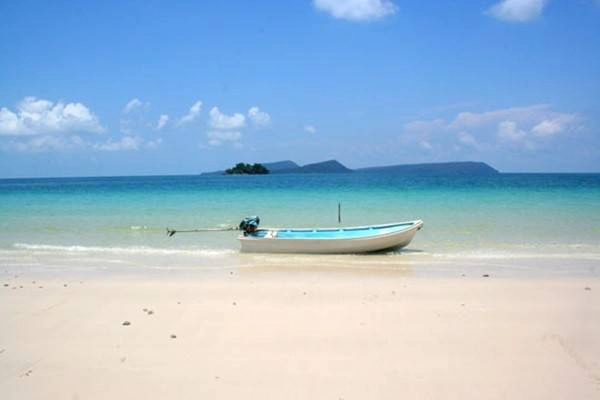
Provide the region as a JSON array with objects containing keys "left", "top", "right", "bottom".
[{"left": 225, "top": 162, "right": 269, "bottom": 175}]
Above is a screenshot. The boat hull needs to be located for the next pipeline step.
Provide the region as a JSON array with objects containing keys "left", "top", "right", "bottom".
[{"left": 239, "top": 220, "right": 423, "bottom": 254}]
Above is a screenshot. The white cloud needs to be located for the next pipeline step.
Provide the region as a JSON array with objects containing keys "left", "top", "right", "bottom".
[
  {"left": 247, "top": 107, "right": 271, "bottom": 127},
  {"left": 208, "top": 107, "right": 245, "bottom": 130},
  {"left": 304, "top": 125, "right": 317, "bottom": 134},
  {"left": 94, "top": 136, "right": 142, "bottom": 151},
  {"left": 314, "top": 0, "right": 398, "bottom": 21},
  {"left": 485, "top": 0, "right": 548, "bottom": 22},
  {"left": 404, "top": 118, "right": 446, "bottom": 135},
  {"left": 448, "top": 105, "right": 549, "bottom": 130},
  {"left": 123, "top": 98, "right": 148, "bottom": 114},
  {"left": 497, "top": 120, "right": 527, "bottom": 141},
  {"left": 156, "top": 114, "right": 169, "bottom": 130},
  {"left": 402, "top": 104, "right": 579, "bottom": 152},
  {"left": 0, "top": 97, "right": 104, "bottom": 136},
  {"left": 531, "top": 115, "right": 575, "bottom": 137},
  {"left": 93, "top": 136, "right": 162, "bottom": 152},
  {"left": 2, "top": 135, "right": 86, "bottom": 153},
  {"left": 206, "top": 130, "right": 242, "bottom": 146},
  {"left": 419, "top": 140, "right": 433, "bottom": 150},
  {"left": 457, "top": 131, "right": 478, "bottom": 147},
  {"left": 145, "top": 138, "right": 163, "bottom": 150},
  {"left": 177, "top": 101, "right": 203, "bottom": 126}
]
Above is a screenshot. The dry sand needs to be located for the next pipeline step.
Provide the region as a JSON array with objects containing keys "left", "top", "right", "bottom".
[{"left": 1, "top": 269, "right": 599, "bottom": 399}]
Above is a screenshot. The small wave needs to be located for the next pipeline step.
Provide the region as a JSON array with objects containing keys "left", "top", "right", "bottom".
[
  {"left": 12, "top": 243, "right": 236, "bottom": 257},
  {"left": 129, "top": 225, "right": 150, "bottom": 231},
  {"left": 429, "top": 250, "right": 600, "bottom": 260}
]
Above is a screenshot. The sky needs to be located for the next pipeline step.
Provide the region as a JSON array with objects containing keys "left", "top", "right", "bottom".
[{"left": 0, "top": 0, "right": 599, "bottom": 177}]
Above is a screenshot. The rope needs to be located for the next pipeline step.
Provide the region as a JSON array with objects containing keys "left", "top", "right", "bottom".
[{"left": 166, "top": 227, "right": 239, "bottom": 237}]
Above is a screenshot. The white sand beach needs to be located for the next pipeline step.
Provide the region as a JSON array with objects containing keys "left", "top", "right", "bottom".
[{"left": 1, "top": 267, "right": 599, "bottom": 399}]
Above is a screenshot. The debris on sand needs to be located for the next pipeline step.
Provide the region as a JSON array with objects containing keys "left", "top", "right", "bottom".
[
  {"left": 483, "top": 274, "right": 490, "bottom": 278},
  {"left": 20, "top": 370, "right": 33, "bottom": 377},
  {"left": 170, "top": 334, "right": 177, "bottom": 339},
  {"left": 584, "top": 287, "right": 591, "bottom": 291},
  {"left": 122, "top": 321, "right": 131, "bottom": 326}
]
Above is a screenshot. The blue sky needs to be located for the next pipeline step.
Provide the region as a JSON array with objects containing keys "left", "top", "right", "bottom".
[{"left": 1, "top": 0, "right": 599, "bottom": 177}]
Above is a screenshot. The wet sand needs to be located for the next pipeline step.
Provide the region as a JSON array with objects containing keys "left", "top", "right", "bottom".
[{"left": 0, "top": 269, "right": 599, "bottom": 399}]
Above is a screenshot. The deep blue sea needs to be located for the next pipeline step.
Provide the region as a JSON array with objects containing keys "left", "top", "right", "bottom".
[{"left": 1, "top": 173, "right": 599, "bottom": 274}]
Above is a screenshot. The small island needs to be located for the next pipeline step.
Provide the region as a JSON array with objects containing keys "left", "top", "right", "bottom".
[{"left": 225, "top": 162, "right": 269, "bottom": 175}]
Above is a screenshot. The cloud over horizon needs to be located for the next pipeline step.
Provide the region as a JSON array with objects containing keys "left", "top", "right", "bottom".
[
  {"left": 247, "top": 107, "right": 271, "bottom": 128},
  {"left": 0, "top": 97, "right": 104, "bottom": 136},
  {"left": 207, "top": 130, "right": 242, "bottom": 147},
  {"left": 208, "top": 107, "right": 246, "bottom": 130},
  {"left": 402, "top": 104, "right": 580, "bottom": 154},
  {"left": 177, "top": 101, "right": 203, "bottom": 126}
]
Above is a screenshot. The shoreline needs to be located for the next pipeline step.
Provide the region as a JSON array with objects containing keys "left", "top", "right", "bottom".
[{"left": 1, "top": 244, "right": 599, "bottom": 280}]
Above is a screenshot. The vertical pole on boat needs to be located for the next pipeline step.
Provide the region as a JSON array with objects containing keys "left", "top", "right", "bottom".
[{"left": 338, "top": 202, "right": 341, "bottom": 224}]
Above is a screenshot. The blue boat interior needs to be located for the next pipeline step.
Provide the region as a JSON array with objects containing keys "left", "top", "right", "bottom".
[{"left": 248, "top": 222, "right": 416, "bottom": 239}]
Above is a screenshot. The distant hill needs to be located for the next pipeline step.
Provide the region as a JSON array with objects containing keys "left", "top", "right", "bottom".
[
  {"left": 263, "top": 160, "right": 299, "bottom": 171},
  {"left": 356, "top": 161, "right": 499, "bottom": 175},
  {"left": 202, "top": 160, "right": 499, "bottom": 175},
  {"left": 272, "top": 160, "right": 352, "bottom": 174}
]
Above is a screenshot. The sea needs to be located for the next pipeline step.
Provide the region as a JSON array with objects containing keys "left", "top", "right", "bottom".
[{"left": 1, "top": 173, "right": 599, "bottom": 277}]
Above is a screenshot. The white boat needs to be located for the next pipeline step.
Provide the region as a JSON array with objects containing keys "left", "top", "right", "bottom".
[{"left": 238, "top": 220, "right": 423, "bottom": 254}]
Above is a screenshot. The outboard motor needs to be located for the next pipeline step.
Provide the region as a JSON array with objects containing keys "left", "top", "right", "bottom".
[{"left": 239, "top": 216, "right": 260, "bottom": 236}]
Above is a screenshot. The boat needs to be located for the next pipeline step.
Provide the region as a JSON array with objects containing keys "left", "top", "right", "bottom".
[{"left": 238, "top": 220, "right": 424, "bottom": 254}]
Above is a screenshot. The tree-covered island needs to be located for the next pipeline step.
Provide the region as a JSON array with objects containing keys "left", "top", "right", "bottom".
[{"left": 225, "top": 163, "right": 269, "bottom": 175}]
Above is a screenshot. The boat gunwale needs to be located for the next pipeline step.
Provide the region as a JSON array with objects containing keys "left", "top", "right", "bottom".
[{"left": 240, "top": 220, "right": 423, "bottom": 241}]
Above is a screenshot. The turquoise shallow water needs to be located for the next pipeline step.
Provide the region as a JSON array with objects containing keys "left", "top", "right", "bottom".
[{"left": 1, "top": 173, "right": 599, "bottom": 274}]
